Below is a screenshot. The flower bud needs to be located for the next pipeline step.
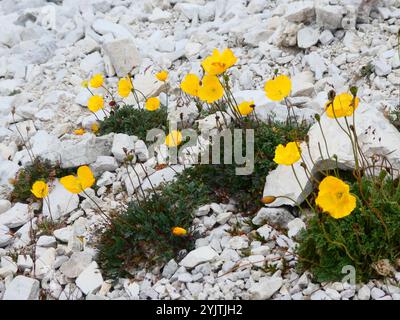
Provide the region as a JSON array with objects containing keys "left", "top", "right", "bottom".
[
  {"left": 328, "top": 90, "right": 336, "bottom": 101},
  {"left": 349, "top": 86, "right": 358, "bottom": 97},
  {"left": 261, "top": 196, "right": 276, "bottom": 204}
]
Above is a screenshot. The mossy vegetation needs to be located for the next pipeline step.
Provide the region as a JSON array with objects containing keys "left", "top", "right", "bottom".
[
  {"left": 10, "top": 157, "right": 75, "bottom": 203},
  {"left": 99, "top": 105, "right": 169, "bottom": 141},
  {"left": 297, "top": 173, "right": 400, "bottom": 282}
]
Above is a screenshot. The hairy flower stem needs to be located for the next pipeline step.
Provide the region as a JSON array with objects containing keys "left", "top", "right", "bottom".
[
  {"left": 44, "top": 197, "right": 54, "bottom": 222},
  {"left": 124, "top": 163, "right": 141, "bottom": 205},
  {"left": 211, "top": 102, "right": 229, "bottom": 127},
  {"left": 138, "top": 162, "right": 159, "bottom": 198},
  {"left": 290, "top": 164, "right": 314, "bottom": 210},
  {"left": 12, "top": 113, "right": 35, "bottom": 163},
  {"left": 91, "top": 111, "right": 101, "bottom": 121},
  {"left": 131, "top": 163, "right": 148, "bottom": 202},
  {"left": 101, "top": 85, "right": 115, "bottom": 102},
  {"left": 82, "top": 190, "right": 113, "bottom": 226},
  {"left": 133, "top": 88, "right": 148, "bottom": 102}
]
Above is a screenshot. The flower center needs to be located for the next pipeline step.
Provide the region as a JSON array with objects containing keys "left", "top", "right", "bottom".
[
  {"left": 336, "top": 192, "right": 344, "bottom": 200},
  {"left": 212, "top": 62, "right": 226, "bottom": 69}
]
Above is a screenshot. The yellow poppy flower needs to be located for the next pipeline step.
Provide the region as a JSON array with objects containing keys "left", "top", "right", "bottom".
[
  {"left": 81, "top": 80, "right": 89, "bottom": 88},
  {"left": 315, "top": 176, "right": 356, "bottom": 219},
  {"left": 60, "top": 165, "right": 95, "bottom": 194},
  {"left": 91, "top": 122, "right": 99, "bottom": 133},
  {"left": 198, "top": 75, "right": 224, "bottom": 103},
  {"left": 87, "top": 95, "right": 104, "bottom": 112},
  {"left": 235, "top": 101, "right": 255, "bottom": 116},
  {"left": 73, "top": 128, "right": 86, "bottom": 135},
  {"left": 264, "top": 75, "right": 292, "bottom": 101},
  {"left": 180, "top": 74, "right": 200, "bottom": 97},
  {"left": 118, "top": 77, "right": 133, "bottom": 98},
  {"left": 165, "top": 130, "right": 182, "bottom": 147},
  {"left": 156, "top": 70, "right": 168, "bottom": 81},
  {"left": 202, "top": 48, "right": 237, "bottom": 75},
  {"left": 145, "top": 97, "right": 160, "bottom": 111},
  {"left": 325, "top": 93, "right": 359, "bottom": 118},
  {"left": 89, "top": 74, "right": 104, "bottom": 88},
  {"left": 273, "top": 142, "right": 301, "bottom": 165},
  {"left": 172, "top": 227, "right": 187, "bottom": 236},
  {"left": 31, "top": 181, "right": 49, "bottom": 199}
]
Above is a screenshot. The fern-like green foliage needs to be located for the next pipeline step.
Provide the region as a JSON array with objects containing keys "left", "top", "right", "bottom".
[
  {"left": 97, "top": 167, "right": 217, "bottom": 278},
  {"left": 297, "top": 173, "right": 400, "bottom": 282},
  {"left": 99, "top": 105, "right": 169, "bottom": 141}
]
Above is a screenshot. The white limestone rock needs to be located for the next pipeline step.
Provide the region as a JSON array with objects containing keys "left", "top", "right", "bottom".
[
  {"left": 249, "top": 277, "right": 283, "bottom": 300},
  {"left": 149, "top": 8, "right": 172, "bottom": 23},
  {"left": 0, "top": 160, "right": 20, "bottom": 199},
  {"left": 319, "top": 29, "right": 334, "bottom": 45},
  {"left": 92, "top": 19, "right": 133, "bottom": 40},
  {"left": 358, "top": 285, "right": 371, "bottom": 300},
  {"left": 112, "top": 133, "right": 137, "bottom": 162},
  {"left": 59, "top": 133, "right": 113, "bottom": 168},
  {"left": 0, "top": 224, "right": 12, "bottom": 248},
  {"left": 252, "top": 207, "right": 295, "bottom": 228},
  {"left": 54, "top": 226, "right": 73, "bottom": 243},
  {"left": 90, "top": 156, "right": 118, "bottom": 175},
  {"left": 0, "top": 203, "right": 31, "bottom": 228},
  {"left": 34, "top": 247, "right": 56, "bottom": 279},
  {"left": 304, "top": 52, "right": 327, "bottom": 80},
  {"left": 3, "top": 276, "right": 40, "bottom": 300},
  {"left": 343, "top": 31, "right": 364, "bottom": 53},
  {"left": 103, "top": 38, "right": 142, "bottom": 77},
  {"left": 287, "top": 218, "right": 306, "bottom": 238},
  {"left": 43, "top": 180, "right": 79, "bottom": 221},
  {"left": 17, "top": 255, "right": 33, "bottom": 271},
  {"left": 134, "top": 140, "right": 149, "bottom": 162},
  {"left": 284, "top": 1, "right": 315, "bottom": 23},
  {"left": 374, "top": 59, "right": 392, "bottom": 76},
  {"left": 315, "top": 4, "right": 344, "bottom": 30},
  {"left": 179, "top": 246, "right": 218, "bottom": 268},
  {"left": 140, "top": 165, "right": 185, "bottom": 192},
  {"left": 76, "top": 261, "right": 104, "bottom": 295},
  {"left": 291, "top": 71, "right": 315, "bottom": 97},
  {"left": 60, "top": 252, "right": 93, "bottom": 279},
  {"left": 37, "top": 235, "right": 57, "bottom": 248},
  {"left": 80, "top": 51, "right": 104, "bottom": 74},
  {"left": 297, "top": 27, "right": 320, "bottom": 49},
  {"left": 0, "top": 200, "right": 11, "bottom": 214}
]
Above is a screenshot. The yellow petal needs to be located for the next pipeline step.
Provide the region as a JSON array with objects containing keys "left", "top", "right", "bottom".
[
  {"left": 264, "top": 75, "right": 292, "bottom": 101},
  {"left": 198, "top": 75, "right": 224, "bottom": 103},
  {"left": 326, "top": 93, "right": 359, "bottom": 118},
  {"left": 118, "top": 77, "right": 133, "bottom": 98},
  {"left": 172, "top": 227, "right": 187, "bottom": 236},
  {"left": 145, "top": 97, "right": 160, "bottom": 111},
  {"left": 87, "top": 95, "right": 104, "bottom": 112},
  {"left": 60, "top": 175, "right": 82, "bottom": 194},
  {"left": 236, "top": 101, "right": 255, "bottom": 116},
  {"left": 77, "top": 165, "right": 95, "bottom": 190},
  {"left": 156, "top": 70, "right": 168, "bottom": 81},
  {"left": 31, "top": 181, "right": 48, "bottom": 199},
  {"left": 89, "top": 74, "right": 104, "bottom": 88},
  {"left": 273, "top": 142, "right": 301, "bottom": 165},
  {"left": 165, "top": 130, "right": 182, "bottom": 147},
  {"left": 180, "top": 74, "right": 200, "bottom": 97}
]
